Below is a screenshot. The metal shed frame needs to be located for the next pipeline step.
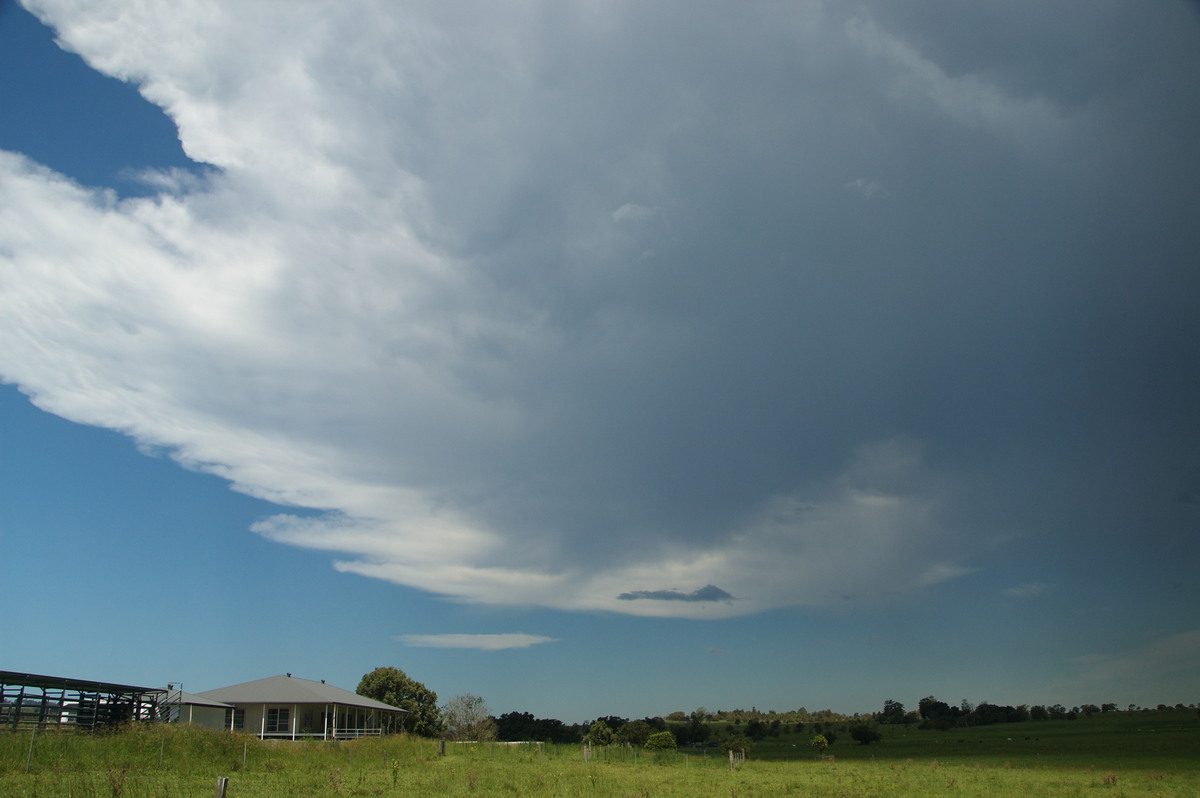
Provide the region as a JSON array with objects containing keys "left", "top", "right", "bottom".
[{"left": 0, "top": 671, "right": 167, "bottom": 732}]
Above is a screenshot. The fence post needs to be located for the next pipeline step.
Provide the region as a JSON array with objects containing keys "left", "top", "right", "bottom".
[
  {"left": 214, "top": 776, "right": 229, "bottom": 798},
  {"left": 25, "top": 726, "right": 36, "bottom": 773},
  {"left": 438, "top": 739, "right": 446, "bottom": 756}
]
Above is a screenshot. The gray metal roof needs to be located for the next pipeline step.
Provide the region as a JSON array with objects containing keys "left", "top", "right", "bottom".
[
  {"left": 175, "top": 691, "right": 232, "bottom": 708},
  {"left": 0, "top": 670, "right": 163, "bottom": 695},
  {"left": 196, "top": 675, "right": 405, "bottom": 712}
]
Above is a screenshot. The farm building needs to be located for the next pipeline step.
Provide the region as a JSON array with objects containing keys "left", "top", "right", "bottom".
[
  {"left": 1, "top": 670, "right": 167, "bottom": 731},
  {"left": 194, "top": 674, "right": 405, "bottom": 740}
]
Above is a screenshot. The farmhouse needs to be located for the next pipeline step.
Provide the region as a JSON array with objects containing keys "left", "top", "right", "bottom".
[
  {"left": 1, "top": 670, "right": 404, "bottom": 740},
  {"left": 193, "top": 674, "right": 405, "bottom": 740}
]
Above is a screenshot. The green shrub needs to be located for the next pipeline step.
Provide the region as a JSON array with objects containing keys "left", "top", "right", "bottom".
[
  {"left": 849, "top": 725, "right": 882, "bottom": 745},
  {"left": 644, "top": 731, "right": 677, "bottom": 750},
  {"left": 722, "top": 734, "right": 754, "bottom": 754}
]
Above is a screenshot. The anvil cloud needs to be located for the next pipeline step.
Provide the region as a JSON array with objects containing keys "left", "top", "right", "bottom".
[{"left": 2, "top": 0, "right": 1198, "bottom": 628}]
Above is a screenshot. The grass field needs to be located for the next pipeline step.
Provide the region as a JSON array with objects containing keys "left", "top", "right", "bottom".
[{"left": 2, "top": 708, "right": 1197, "bottom": 797}]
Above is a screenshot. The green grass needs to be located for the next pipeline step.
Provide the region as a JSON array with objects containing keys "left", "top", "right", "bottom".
[{"left": 2, "top": 709, "right": 1197, "bottom": 797}]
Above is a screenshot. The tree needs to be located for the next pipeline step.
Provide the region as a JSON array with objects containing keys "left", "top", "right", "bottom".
[
  {"left": 917, "top": 695, "right": 958, "bottom": 729},
  {"left": 809, "top": 734, "right": 829, "bottom": 756},
  {"left": 596, "top": 716, "right": 629, "bottom": 733},
  {"left": 495, "top": 711, "right": 537, "bottom": 741},
  {"left": 918, "top": 696, "right": 951, "bottom": 721},
  {"left": 744, "top": 718, "right": 768, "bottom": 741},
  {"left": 680, "top": 713, "right": 710, "bottom": 745},
  {"left": 442, "top": 694, "right": 497, "bottom": 741},
  {"left": 583, "top": 719, "right": 614, "bottom": 746},
  {"left": 494, "top": 712, "right": 580, "bottom": 743},
  {"left": 879, "top": 699, "right": 906, "bottom": 724},
  {"left": 644, "top": 730, "right": 677, "bottom": 750},
  {"left": 616, "top": 719, "right": 652, "bottom": 747},
  {"left": 643, "top": 716, "right": 667, "bottom": 731},
  {"left": 356, "top": 667, "right": 442, "bottom": 737}
]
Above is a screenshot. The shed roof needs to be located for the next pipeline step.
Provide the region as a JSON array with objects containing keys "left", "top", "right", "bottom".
[
  {"left": 196, "top": 675, "right": 404, "bottom": 712},
  {"left": 0, "top": 670, "right": 162, "bottom": 696}
]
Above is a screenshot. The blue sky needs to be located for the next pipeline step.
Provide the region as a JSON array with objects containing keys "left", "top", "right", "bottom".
[{"left": 2, "top": 0, "right": 1199, "bottom": 724}]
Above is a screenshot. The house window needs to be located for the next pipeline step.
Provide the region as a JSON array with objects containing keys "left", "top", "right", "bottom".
[
  {"left": 224, "top": 708, "right": 245, "bottom": 730},
  {"left": 266, "top": 707, "right": 290, "bottom": 733}
]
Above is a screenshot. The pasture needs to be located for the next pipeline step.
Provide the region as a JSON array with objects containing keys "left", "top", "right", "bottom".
[{"left": 2, "top": 708, "right": 1197, "bottom": 797}]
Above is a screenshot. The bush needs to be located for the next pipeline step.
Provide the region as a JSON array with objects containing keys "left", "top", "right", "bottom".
[
  {"left": 644, "top": 731, "right": 677, "bottom": 750},
  {"left": 849, "top": 725, "right": 882, "bottom": 745},
  {"left": 722, "top": 734, "right": 754, "bottom": 754}
]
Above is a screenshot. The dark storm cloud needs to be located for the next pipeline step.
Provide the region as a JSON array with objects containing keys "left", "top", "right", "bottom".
[
  {"left": 618, "top": 585, "right": 736, "bottom": 603},
  {"left": 2, "top": 0, "right": 1198, "bottom": 617}
]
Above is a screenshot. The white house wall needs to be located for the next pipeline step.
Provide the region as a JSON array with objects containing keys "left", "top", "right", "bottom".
[{"left": 178, "top": 705, "right": 227, "bottom": 730}]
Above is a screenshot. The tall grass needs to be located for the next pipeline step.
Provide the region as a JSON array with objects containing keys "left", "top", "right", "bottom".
[{"left": 2, "top": 709, "right": 1198, "bottom": 797}]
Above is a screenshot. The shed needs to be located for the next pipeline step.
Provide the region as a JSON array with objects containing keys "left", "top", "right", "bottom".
[{"left": 0, "top": 670, "right": 165, "bottom": 731}]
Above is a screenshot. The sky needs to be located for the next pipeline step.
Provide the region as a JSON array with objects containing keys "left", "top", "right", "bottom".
[{"left": 2, "top": 0, "right": 1199, "bottom": 724}]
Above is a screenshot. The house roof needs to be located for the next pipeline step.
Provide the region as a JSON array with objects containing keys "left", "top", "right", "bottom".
[
  {"left": 196, "top": 675, "right": 405, "bottom": 712},
  {"left": 174, "top": 691, "right": 232, "bottom": 708}
]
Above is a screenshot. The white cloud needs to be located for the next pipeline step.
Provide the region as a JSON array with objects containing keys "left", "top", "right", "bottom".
[
  {"left": 1002, "top": 582, "right": 1046, "bottom": 599},
  {"left": 611, "top": 202, "right": 659, "bottom": 224},
  {"left": 844, "top": 178, "right": 889, "bottom": 199},
  {"left": 396, "top": 633, "right": 557, "bottom": 651},
  {"left": 915, "top": 562, "right": 975, "bottom": 588},
  {"left": 843, "top": 13, "right": 1070, "bottom": 153}
]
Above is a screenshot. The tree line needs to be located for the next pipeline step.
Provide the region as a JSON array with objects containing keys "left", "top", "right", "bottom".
[
  {"left": 356, "top": 666, "right": 1195, "bottom": 747},
  {"left": 874, "top": 697, "right": 1196, "bottom": 730},
  {"left": 355, "top": 668, "right": 858, "bottom": 749}
]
